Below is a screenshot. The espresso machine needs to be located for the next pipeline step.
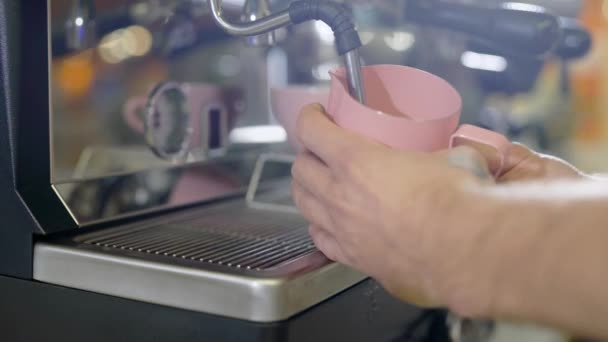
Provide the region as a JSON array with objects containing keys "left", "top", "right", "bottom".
[{"left": 0, "top": 1, "right": 590, "bottom": 341}]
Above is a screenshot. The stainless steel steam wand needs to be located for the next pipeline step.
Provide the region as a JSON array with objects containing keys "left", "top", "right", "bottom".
[{"left": 209, "top": 0, "right": 366, "bottom": 105}]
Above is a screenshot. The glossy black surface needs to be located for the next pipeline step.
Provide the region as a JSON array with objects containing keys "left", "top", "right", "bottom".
[
  {"left": 0, "top": 0, "right": 41, "bottom": 278},
  {"left": 15, "top": 1, "right": 78, "bottom": 233},
  {"left": 0, "top": 275, "right": 449, "bottom": 342}
]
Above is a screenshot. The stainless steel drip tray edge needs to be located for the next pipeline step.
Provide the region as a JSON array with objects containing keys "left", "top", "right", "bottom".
[{"left": 33, "top": 243, "right": 367, "bottom": 323}]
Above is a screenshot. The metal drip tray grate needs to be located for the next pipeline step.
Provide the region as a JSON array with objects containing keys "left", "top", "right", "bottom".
[
  {"left": 34, "top": 197, "right": 367, "bottom": 322},
  {"left": 81, "top": 208, "right": 314, "bottom": 271}
]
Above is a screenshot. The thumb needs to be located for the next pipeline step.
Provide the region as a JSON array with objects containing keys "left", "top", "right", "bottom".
[
  {"left": 500, "top": 143, "right": 582, "bottom": 182},
  {"left": 498, "top": 143, "right": 542, "bottom": 181},
  {"left": 452, "top": 140, "right": 518, "bottom": 179},
  {"left": 454, "top": 139, "right": 537, "bottom": 182},
  {"left": 456, "top": 140, "right": 580, "bottom": 182}
]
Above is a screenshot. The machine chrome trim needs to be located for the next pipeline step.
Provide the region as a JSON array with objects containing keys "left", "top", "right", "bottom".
[
  {"left": 33, "top": 199, "right": 367, "bottom": 322},
  {"left": 33, "top": 243, "right": 366, "bottom": 322}
]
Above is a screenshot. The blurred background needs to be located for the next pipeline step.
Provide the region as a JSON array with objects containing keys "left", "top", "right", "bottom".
[
  {"left": 50, "top": 0, "right": 608, "bottom": 174},
  {"left": 49, "top": 0, "right": 605, "bottom": 224}
]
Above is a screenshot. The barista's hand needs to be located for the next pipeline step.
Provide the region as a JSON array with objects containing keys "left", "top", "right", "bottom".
[
  {"left": 291, "top": 104, "right": 586, "bottom": 312},
  {"left": 462, "top": 140, "right": 583, "bottom": 183},
  {"left": 291, "top": 104, "right": 494, "bottom": 311}
]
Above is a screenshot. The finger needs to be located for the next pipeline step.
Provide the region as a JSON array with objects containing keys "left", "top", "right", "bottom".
[
  {"left": 309, "top": 225, "right": 348, "bottom": 263},
  {"left": 500, "top": 143, "right": 580, "bottom": 181},
  {"left": 292, "top": 152, "right": 333, "bottom": 201},
  {"left": 296, "top": 103, "right": 375, "bottom": 166},
  {"left": 500, "top": 142, "right": 537, "bottom": 178},
  {"left": 445, "top": 146, "right": 493, "bottom": 181},
  {"left": 456, "top": 140, "right": 546, "bottom": 180},
  {"left": 450, "top": 139, "right": 505, "bottom": 177},
  {"left": 292, "top": 181, "right": 335, "bottom": 230},
  {"left": 452, "top": 139, "right": 546, "bottom": 181}
]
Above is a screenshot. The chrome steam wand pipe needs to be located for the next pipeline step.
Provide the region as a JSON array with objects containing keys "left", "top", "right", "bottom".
[
  {"left": 65, "top": 0, "right": 96, "bottom": 50},
  {"left": 209, "top": 0, "right": 366, "bottom": 105},
  {"left": 209, "top": 0, "right": 291, "bottom": 36},
  {"left": 344, "top": 50, "right": 366, "bottom": 104},
  {"left": 241, "top": 0, "right": 285, "bottom": 46}
]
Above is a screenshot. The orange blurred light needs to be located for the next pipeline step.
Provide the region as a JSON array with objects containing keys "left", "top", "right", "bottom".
[{"left": 58, "top": 51, "right": 95, "bottom": 99}]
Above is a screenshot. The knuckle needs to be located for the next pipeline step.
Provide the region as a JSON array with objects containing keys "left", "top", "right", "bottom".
[
  {"left": 291, "top": 183, "right": 309, "bottom": 210},
  {"left": 336, "top": 148, "right": 362, "bottom": 177},
  {"left": 341, "top": 159, "right": 358, "bottom": 178},
  {"left": 312, "top": 238, "right": 339, "bottom": 262},
  {"left": 291, "top": 157, "right": 304, "bottom": 180},
  {"left": 465, "top": 147, "right": 486, "bottom": 165},
  {"left": 294, "top": 192, "right": 321, "bottom": 225},
  {"left": 450, "top": 145, "right": 481, "bottom": 161},
  {"left": 291, "top": 182, "right": 302, "bottom": 206},
  {"left": 309, "top": 228, "right": 328, "bottom": 250},
  {"left": 290, "top": 181, "right": 299, "bottom": 197},
  {"left": 308, "top": 225, "right": 320, "bottom": 240},
  {"left": 340, "top": 247, "right": 357, "bottom": 267},
  {"left": 447, "top": 147, "right": 490, "bottom": 178},
  {"left": 292, "top": 189, "right": 308, "bottom": 214},
  {"left": 327, "top": 182, "right": 348, "bottom": 206}
]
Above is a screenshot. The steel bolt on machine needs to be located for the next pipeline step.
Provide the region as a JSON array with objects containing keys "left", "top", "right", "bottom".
[{"left": 0, "top": 0, "right": 591, "bottom": 341}]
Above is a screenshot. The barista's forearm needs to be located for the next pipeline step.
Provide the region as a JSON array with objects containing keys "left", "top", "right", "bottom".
[{"left": 466, "top": 181, "right": 608, "bottom": 339}]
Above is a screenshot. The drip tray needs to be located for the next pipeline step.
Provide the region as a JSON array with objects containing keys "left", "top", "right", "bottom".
[{"left": 33, "top": 199, "right": 366, "bottom": 322}]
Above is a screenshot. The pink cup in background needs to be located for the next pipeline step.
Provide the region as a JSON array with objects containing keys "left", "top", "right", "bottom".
[
  {"left": 328, "top": 65, "right": 510, "bottom": 175},
  {"left": 270, "top": 86, "right": 329, "bottom": 152}
]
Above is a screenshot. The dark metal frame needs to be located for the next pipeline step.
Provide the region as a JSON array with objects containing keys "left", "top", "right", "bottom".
[
  {"left": 16, "top": 1, "right": 78, "bottom": 234},
  {"left": 0, "top": 0, "right": 79, "bottom": 278}
]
